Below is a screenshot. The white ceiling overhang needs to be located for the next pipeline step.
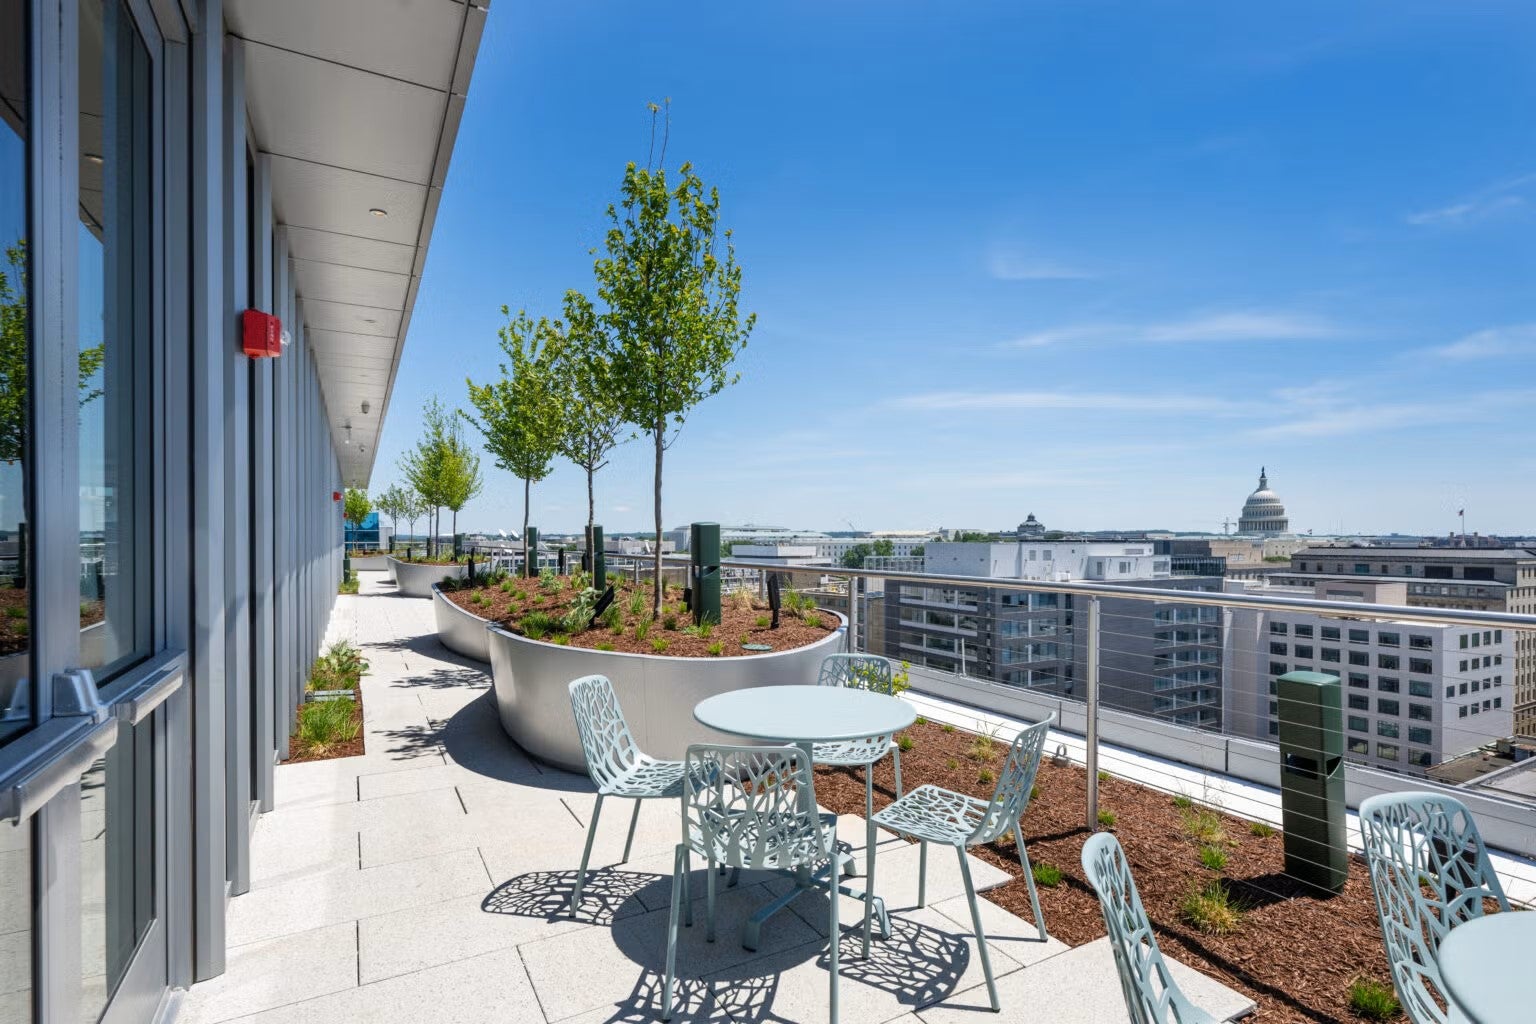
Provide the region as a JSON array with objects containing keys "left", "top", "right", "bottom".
[{"left": 226, "top": 0, "right": 487, "bottom": 486}]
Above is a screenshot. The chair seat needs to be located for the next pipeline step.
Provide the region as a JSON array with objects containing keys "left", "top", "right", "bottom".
[
  {"left": 871, "top": 784, "right": 988, "bottom": 846},
  {"left": 599, "top": 755, "right": 686, "bottom": 799},
  {"left": 811, "top": 738, "right": 896, "bottom": 768}
]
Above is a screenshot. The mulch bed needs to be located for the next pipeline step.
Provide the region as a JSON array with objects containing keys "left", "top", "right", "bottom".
[
  {"left": 282, "top": 687, "right": 365, "bottom": 764},
  {"left": 0, "top": 591, "right": 104, "bottom": 656},
  {"left": 814, "top": 718, "right": 1403, "bottom": 1023},
  {"left": 443, "top": 576, "right": 838, "bottom": 657}
]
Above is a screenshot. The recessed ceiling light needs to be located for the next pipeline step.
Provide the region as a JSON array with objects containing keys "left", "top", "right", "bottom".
[
  {"left": 361, "top": 400, "right": 371, "bottom": 415},
  {"left": 85, "top": 153, "right": 104, "bottom": 165},
  {"left": 368, "top": 208, "right": 388, "bottom": 218},
  {"left": 361, "top": 317, "right": 377, "bottom": 325}
]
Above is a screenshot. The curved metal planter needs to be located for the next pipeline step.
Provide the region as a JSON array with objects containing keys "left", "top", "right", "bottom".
[
  {"left": 349, "top": 554, "right": 389, "bottom": 572},
  {"left": 487, "top": 611, "right": 848, "bottom": 772},
  {"left": 387, "top": 556, "right": 468, "bottom": 598},
  {"left": 432, "top": 585, "right": 491, "bottom": 663}
]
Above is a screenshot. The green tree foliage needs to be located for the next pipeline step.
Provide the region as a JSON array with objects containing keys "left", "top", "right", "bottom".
[
  {"left": 463, "top": 308, "right": 561, "bottom": 542},
  {"left": 374, "top": 484, "right": 410, "bottom": 546},
  {"left": 592, "top": 104, "right": 755, "bottom": 614},
  {"left": 552, "top": 291, "right": 628, "bottom": 537},
  {"left": 840, "top": 544, "right": 873, "bottom": 569},
  {"left": 872, "top": 538, "right": 895, "bottom": 557},
  {"left": 0, "top": 241, "right": 103, "bottom": 463},
  {"left": 342, "top": 488, "right": 372, "bottom": 532},
  {"left": 439, "top": 416, "right": 482, "bottom": 542},
  {"left": 399, "top": 397, "right": 453, "bottom": 556},
  {"left": 951, "top": 531, "right": 997, "bottom": 543}
]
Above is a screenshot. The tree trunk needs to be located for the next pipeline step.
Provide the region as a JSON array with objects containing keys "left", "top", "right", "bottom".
[
  {"left": 522, "top": 477, "right": 530, "bottom": 544},
  {"left": 586, "top": 465, "right": 595, "bottom": 541},
  {"left": 652, "top": 420, "right": 664, "bottom": 617}
]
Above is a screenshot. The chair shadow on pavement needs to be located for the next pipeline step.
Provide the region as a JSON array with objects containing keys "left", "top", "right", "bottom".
[{"left": 483, "top": 864, "right": 974, "bottom": 1024}]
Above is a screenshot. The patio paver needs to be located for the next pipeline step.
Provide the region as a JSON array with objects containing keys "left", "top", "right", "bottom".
[{"left": 179, "top": 573, "right": 1257, "bottom": 1023}]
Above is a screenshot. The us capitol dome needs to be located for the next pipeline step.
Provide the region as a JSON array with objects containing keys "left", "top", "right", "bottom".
[{"left": 1238, "top": 467, "right": 1289, "bottom": 535}]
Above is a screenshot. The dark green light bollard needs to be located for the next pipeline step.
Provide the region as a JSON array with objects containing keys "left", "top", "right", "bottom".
[
  {"left": 524, "top": 526, "right": 539, "bottom": 578},
  {"left": 690, "top": 522, "right": 721, "bottom": 626},
  {"left": 1277, "top": 670, "right": 1348, "bottom": 894},
  {"left": 587, "top": 524, "right": 605, "bottom": 585}
]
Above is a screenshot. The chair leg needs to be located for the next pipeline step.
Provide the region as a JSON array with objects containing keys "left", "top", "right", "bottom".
[
  {"left": 862, "top": 800, "right": 876, "bottom": 959},
  {"left": 917, "top": 839, "right": 928, "bottom": 908},
  {"left": 828, "top": 854, "right": 841, "bottom": 1024},
  {"left": 622, "top": 798, "right": 642, "bottom": 864},
  {"left": 1015, "top": 819, "right": 1048, "bottom": 942},
  {"left": 705, "top": 855, "right": 718, "bottom": 943},
  {"left": 892, "top": 745, "right": 903, "bottom": 800},
  {"left": 570, "top": 793, "right": 604, "bottom": 918},
  {"left": 957, "top": 846, "right": 999, "bottom": 1012},
  {"left": 662, "top": 845, "right": 685, "bottom": 1021},
  {"left": 683, "top": 848, "right": 694, "bottom": 929}
]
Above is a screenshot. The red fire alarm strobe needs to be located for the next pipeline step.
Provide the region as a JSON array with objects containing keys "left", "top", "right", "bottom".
[
  {"left": 242, "top": 309, "right": 282, "bottom": 358},
  {"left": 332, "top": 491, "right": 341, "bottom": 502}
]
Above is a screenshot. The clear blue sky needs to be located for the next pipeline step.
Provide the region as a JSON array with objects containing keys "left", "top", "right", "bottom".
[{"left": 371, "top": 1, "right": 1536, "bottom": 538}]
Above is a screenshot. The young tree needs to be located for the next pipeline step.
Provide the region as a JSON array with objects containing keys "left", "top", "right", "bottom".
[
  {"left": 342, "top": 488, "right": 372, "bottom": 533},
  {"left": 403, "top": 489, "right": 427, "bottom": 551},
  {"left": 400, "top": 397, "right": 451, "bottom": 557},
  {"left": 440, "top": 417, "right": 483, "bottom": 545},
  {"left": 593, "top": 105, "right": 755, "bottom": 614},
  {"left": 464, "top": 308, "right": 562, "bottom": 543},
  {"left": 552, "top": 290, "right": 628, "bottom": 540},
  {"left": 374, "top": 484, "right": 409, "bottom": 550}
]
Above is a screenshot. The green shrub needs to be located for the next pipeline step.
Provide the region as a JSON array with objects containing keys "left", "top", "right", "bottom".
[
  {"left": 1198, "top": 845, "right": 1228, "bottom": 871},
  {"left": 627, "top": 591, "right": 647, "bottom": 618},
  {"left": 946, "top": 757, "right": 958, "bottom": 770},
  {"left": 1172, "top": 794, "right": 1193, "bottom": 810},
  {"left": 520, "top": 611, "right": 559, "bottom": 640},
  {"left": 634, "top": 617, "right": 652, "bottom": 642},
  {"left": 1097, "top": 808, "right": 1117, "bottom": 828},
  {"left": 754, "top": 614, "right": 770, "bottom": 628},
  {"left": 1032, "top": 862, "right": 1064, "bottom": 887},
  {"left": 295, "top": 698, "right": 359, "bottom": 756},
  {"left": 977, "top": 768, "right": 995, "bottom": 785},
  {"left": 1249, "top": 820, "right": 1275, "bottom": 838},
  {"left": 684, "top": 619, "right": 714, "bottom": 639},
  {"left": 562, "top": 588, "right": 601, "bottom": 634},
  {"left": 914, "top": 715, "right": 928, "bottom": 726},
  {"left": 1179, "top": 880, "right": 1242, "bottom": 935},
  {"left": 512, "top": 588, "right": 527, "bottom": 602},
  {"left": 550, "top": 634, "right": 570, "bottom": 646},
  {"left": 601, "top": 603, "right": 623, "bottom": 631},
  {"left": 651, "top": 636, "right": 670, "bottom": 653},
  {"left": 1097, "top": 770, "right": 1110, "bottom": 784},
  {"left": 538, "top": 567, "right": 559, "bottom": 592},
  {"left": 1030, "top": 784, "right": 1040, "bottom": 800},
  {"left": 1347, "top": 977, "right": 1400, "bottom": 1021},
  {"left": 942, "top": 723, "right": 955, "bottom": 733},
  {"left": 706, "top": 641, "right": 723, "bottom": 656},
  {"left": 595, "top": 642, "right": 615, "bottom": 652},
  {"left": 662, "top": 613, "right": 678, "bottom": 631},
  {"left": 897, "top": 734, "right": 915, "bottom": 752},
  {"left": 802, "top": 613, "right": 823, "bottom": 628},
  {"left": 1180, "top": 807, "right": 1227, "bottom": 846},
  {"left": 966, "top": 733, "right": 997, "bottom": 761}
]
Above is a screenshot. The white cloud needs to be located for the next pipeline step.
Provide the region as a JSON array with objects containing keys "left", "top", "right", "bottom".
[
  {"left": 1001, "top": 310, "right": 1345, "bottom": 349},
  {"left": 1426, "top": 324, "right": 1536, "bottom": 360},
  {"left": 890, "top": 390, "right": 1250, "bottom": 415},
  {"left": 987, "top": 245, "right": 1095, "bottom": 281},
  {"left": 1251, "top": 388, "right": 1536, "bottom": 439},
  {"left": 1406, "top": 173, "right": 1535, "bottom": 227}
]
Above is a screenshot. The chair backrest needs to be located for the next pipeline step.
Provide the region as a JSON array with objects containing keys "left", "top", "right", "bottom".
[
  {"left": 1082, "top": 832, "right": 1205, "bottom": 1024},
  {"left": 1358, "top": 791, "right": 1510, "bottom": 1024},
  {"left": 816, "top": 653, "right": 894, "bottom": 694},
  {"left": 682, "top": 744, "right": 828, "bottom": 872},
  {"left": 568, "top": 675, "right": 640, "bottom": 790},
  {"left": 967, "top": 715, "right": 1052, "bottom": 845}
]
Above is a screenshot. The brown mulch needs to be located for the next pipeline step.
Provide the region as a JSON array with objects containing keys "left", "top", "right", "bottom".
[
  {"left": 282, "top": 687, "right": 365, "bottom": 764},
  {"left": 814, "top": 718, "right": 1402, "bottom": 1024},
  {"left": 443, "top": 576, "right": 838, "bottom": 657},
  {"left": 0, "top": 591, "right": 105, "bottom": 656}
]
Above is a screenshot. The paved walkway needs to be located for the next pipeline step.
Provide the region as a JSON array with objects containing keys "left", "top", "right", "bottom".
[{"left": 179, "top": 576, "right": 1255, "bottom": 1024}]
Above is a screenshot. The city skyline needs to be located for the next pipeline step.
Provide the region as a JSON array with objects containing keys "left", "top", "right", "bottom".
[{"left": 369, "top": 2, "right": 1536, "bottom": 535}]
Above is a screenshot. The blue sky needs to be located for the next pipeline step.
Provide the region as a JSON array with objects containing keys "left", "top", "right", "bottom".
[{"left": 372, "top": 1, "right": 1536, "bottom": 537}]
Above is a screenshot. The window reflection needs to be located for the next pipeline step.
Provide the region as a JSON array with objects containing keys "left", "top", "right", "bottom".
[
  {"left": 78, "top": 0, "right": 151, "bottom": 679},
  {"left": 0, "top": 0, "right": 30, "bottom": 748}
]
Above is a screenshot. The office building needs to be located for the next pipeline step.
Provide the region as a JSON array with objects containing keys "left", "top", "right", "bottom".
[{"left": 0, "top": 1, "right": 484, "bottom": 1018}]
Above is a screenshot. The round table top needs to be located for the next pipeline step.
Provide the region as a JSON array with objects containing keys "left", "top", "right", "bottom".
[
  {"left": 694, "top": 685, "right": 917, "bottom": 744},
  {"left": 1437, "top": 911, "right": 1536, "bottom": 1024}
]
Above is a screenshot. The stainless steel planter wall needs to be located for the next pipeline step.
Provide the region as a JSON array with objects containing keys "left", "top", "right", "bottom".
[
  {"left": 349, "top": 555, "right": 389, "bottom": 572},
  {"left": 487, "top": 613, "right": 848, "bottom": 772},
  {"left": 387, "top": 556, "right": 468, "bottom": 598},
  {"left": 432, "top": 586, "right": 491, "bottom": 663}
]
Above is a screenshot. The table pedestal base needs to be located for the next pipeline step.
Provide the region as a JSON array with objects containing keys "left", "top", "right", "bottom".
[{"left": 740, "top": 868, "right": 891, "bottom": 952}]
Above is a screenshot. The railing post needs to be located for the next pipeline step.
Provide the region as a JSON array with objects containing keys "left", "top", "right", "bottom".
[
  {"left": 1085, "top": 596, "right": 1101, "bottom": 830},
  {"left": 847, "top": 574, "right": 860, "bottom": 653}
]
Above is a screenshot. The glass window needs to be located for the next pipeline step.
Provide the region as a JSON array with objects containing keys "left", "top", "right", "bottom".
[
  {"left": 1376, "top": 720, "right": 1399, "bottom": 738},
  {"left": 1377, "top": 677, "right": 1399, "bottom": 693},
  {"left": 1348, "top": 715, "right": 1368, "bottom": 733},
  {"left": 1269, "top": 642, "right": 1287, "bottom": 656},
  {"left": 1348, "top": 738, "right": 1368, "bottom": 756},
  {"left": 1320, "top": 626, "right": 1340, "bottom": 641},
  {"left": 1378, "top": 631, "right": 1399, "bottom": 647},
  {"left": 1378, "top": 654, "right": 1399, "bottom": 670},
  {"left": 1445, "top": 686, "right": 1454, "bottom": 698},
  {"left": 1268, "top": 661, "right": 1287, "bottom": 676},
  {"left": 1348, "top": 673, "right": 1369, "bottom": 688},
  {"left": 1377, "top": 698, "right": 1400, "bottom": 716},
  {"left": 1348, "top": 693, "right": 1369, "bottom": 710},
  {"left": 1376, "top": 743, "right": 1400, "bottom": 760},
  {"left": 1408, "top": 703, "right": 1432, "bottom": 721},
  {"left": 1459, "top": 706, "right": 1467, "bottom": 718},
  {"left": 1294, "top": 644, "right": 1313, "bottom": 660},
  {"left": 1409, "top": 658, "right": 1433, "bottom": 675},
  {"left": 1349, "top": 651, "right": 1370, "bottom": 666},
  {"left": 1409, "top": 750, "right": 1431, "bottom": 768},
  {"left": 0, "top": 0, "right": 32, "bottom": 749},
  {"left": 1408, "top": 727, "right": 1432, "bottom": 745},
  {"left": 1294, "top": 624, "right": 1314, "bottom": 638},
  {"left": 78, "top": 0, "right": 153, "bottom": 680},
  {"left": 1269, "top": 622, "right": 1288, "bottom": 635},
  {"left": 1410, "top": 634, "right": 1433, "bottom": 650},
  {"left": 1348, "top": 628, "right": 1370, "bottom": 644},
  {"left": 1321, "top": 648, "right": 1340, "bottom": 663},
  {"left": 1409, "top": 680, "right": 1432, "bottom": 698}
]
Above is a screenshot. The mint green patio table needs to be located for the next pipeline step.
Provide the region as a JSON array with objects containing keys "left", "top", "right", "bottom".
[
  {"left": 694, "top": 684, "right": 916, "bottom": 953},
  {"left": 1437, "top": 910, "right": 1534, "bottom": 1024}
]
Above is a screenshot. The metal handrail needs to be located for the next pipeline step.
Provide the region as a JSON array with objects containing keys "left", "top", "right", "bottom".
[{"left": 657, "top": 555, "right": 1536, "bottom": 632}]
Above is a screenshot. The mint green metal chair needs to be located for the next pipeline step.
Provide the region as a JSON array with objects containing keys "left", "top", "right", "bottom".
[
  {"left": 1081, "top": 832, "right": 1217, "bottom": 1024},
  {"left": 870, "top": 715, "right": 1052, "bottom": 1011},
  {"left": 1359, "top": 791, "right": 1510, "bottom": 1024},
  {"left": 662, "top": 743, "right": 841, "bottom": 1022},
  {"left": 567, "top": 674, "right": 685, "bottom": 919},
  {"left": 813, "top": 654, "right": 904, "bottom": 886}
]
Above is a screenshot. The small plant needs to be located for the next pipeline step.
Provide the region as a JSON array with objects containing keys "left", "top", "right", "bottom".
[
  {"left": 538, "top": 567, "right": 559, "bottom": 592},
  {"left": 338, "top": 569, "right": 359, "bottom": 595},
  {"left": 897, "top": 734, "right": 915, "bottom": 752},
  {"left": 754, "top": 614, "right": 770, "bottom": 628},
  {"left": 651, "top": 636, "right": 670, "bottom": 653},
  {"left": 595, "top": 641, "right": 615, "bottom": 651},
  {"left": 977, "top": 768, "right": 995, "bottom": 785},
  {"left": 5, "top": 605, "right": 25, "bottom": 619},
  {"left": 1249, "top": 820, "right": 1275, "bottom": 838},
  {"left": 1097, "top": 808, "right": 1117, "bottom": 828},
  {"left": 633, "top": 617, "right": 653, "bottom": 642},
  {"left": 601, "top": 603, "right": 623, "bottom": 631},
  {"left": 1030, "top": 784, "right": 1039, "bottom": 800},
  {"left": 294, "top": 698, "right": 359, "bottom": 757},
  {"left": 562, "top": 587, "right": 601, "bottom": 634},
  {"left": 706, "top": 641, "right": 723, "bottom": 656},
  {"left": 1179, "top": 880, "right": 1242, "bottom": 936},
  {"left": 1180, "top": 807, "right": 1228, "bottom": 846},
  {"left": 1097, "top": 770, "right": 1110, "bottom": 784},
  {"left": 942, "top": 723, "right": 955, "bottom": 733},
  {"left": 966, "top": 731, "right": 998, "bottom": 762},
  {"left": 520, "top": 611, "right": 559, "bottom": 640},
  {"left": 1347, "top": 977, "right": 1400, "bottom": 1021},
  {"left": 683, "top": 619, "right": 714, "bottom": 639},
  {"left": 1172, "top": 794, "right": 1193, "bottom": 810},
  {"left": 914, "top": 715, "right": 927, "bottom": 726},
  {"left": 550, "top": 633, "right": 570, "bottom": 645},
  {"left": 1198, "top": 845, "right": 1228, "bottom": 871},
  {"left": 512, "top": 588, "right": 527, "bottom": 601},
  {"left": 662, "top": 613, "right": 678, "bottom": 631},
  {"left": 803, "top": 613, "right": 823, "bottom": 628},
  {"left": 626, "top": 591, "right": 647, "bottom": 618},
  {"left": 726, "top": 588, "right": 756, "bottom": 613},
  {"left": 946, "top": 757, "right": 959, "bottom": 770},
  {"left": 1031, "top": 862, "right": 1064, "bottom": 887}
]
